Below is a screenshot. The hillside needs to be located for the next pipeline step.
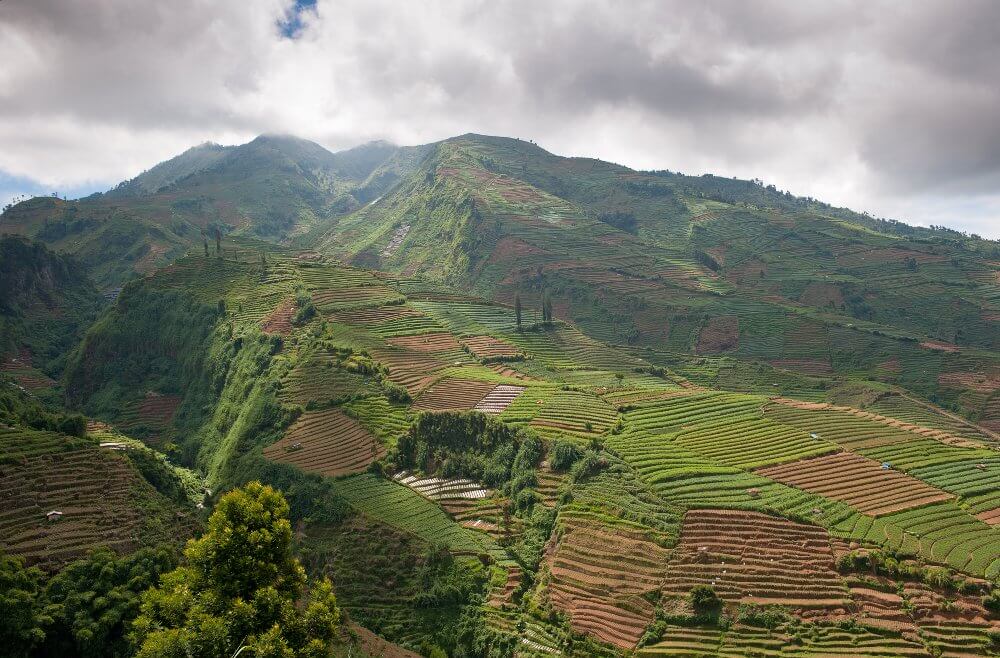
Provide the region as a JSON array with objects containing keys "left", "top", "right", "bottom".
[
  {"left": 2, "top": 134, "right": 999, "bottom": 657},
  {"left": 0, "top": 236, "right": 103, "bottom": 393},
  {"left": 316, "top": 134, "right": 1000, "bottom": 424},
  {"left": 47, "top": 243, "right": 1000, "bottom": 656}
]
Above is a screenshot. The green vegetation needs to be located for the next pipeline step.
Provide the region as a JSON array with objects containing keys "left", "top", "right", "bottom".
[
  {"left": 130, "top": 482, "right": 342, "bottom": 658},
  {"left": 2, "top": 132, "right": 999, "bottom": 657}
]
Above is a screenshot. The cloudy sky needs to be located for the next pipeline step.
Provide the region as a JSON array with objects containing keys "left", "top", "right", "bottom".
[{"left": 2, "top": 0, "right": 999, "bottom": 237}]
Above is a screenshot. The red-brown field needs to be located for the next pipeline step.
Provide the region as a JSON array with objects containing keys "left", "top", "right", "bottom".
[
  {"left": 261, "top": 297, "right": 296, "bottom": 335},
  {"left": 136, "top": 392, "right": 182, "bottom": 428},
  {"left": 662, "top": 509, "right": 848, "bottom": 610},
  {"left": 756, "top": 451, "right": 954, "bottom": 516},
  {"left": 0, "top": 445, "right": 191, "bottom": 570},
  {"left": 460, "top": 335, "right": 522, "bottom": 359},
  {"left": 263, "top": 408, "right": 384, "bottom": 477},
  {"left": 696, "top": 315, "right": 739, "bottom": 353},
  {"left": 370, "top": 347, "right": 449, "bottom": 394},
  {"left": 386, "top": 331, "right": 462, "bottom": 353},
  {"left": 333, "top": 305, "right": 424, "bottom": 324},
  {"left": 545, "top": 515, "right": 670, "bottom": 649},
  {"left": 411, "top": 378, "right": 496, "bottom": 412},
  {"left": 349, "top": 624, "right": 422, "bottom": 658},
  {"left": 977, "top": 508, "right": 1000, "bottom": 525}
]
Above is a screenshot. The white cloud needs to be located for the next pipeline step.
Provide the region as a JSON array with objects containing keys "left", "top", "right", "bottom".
[{"left": 1, "top": 0, "right": 998, "bottom": 237}]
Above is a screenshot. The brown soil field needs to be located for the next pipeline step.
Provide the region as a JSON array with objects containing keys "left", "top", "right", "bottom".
[
  {"left": 938, "top": 371, "right": 1000, "bottom": 394},
  {"left": 137, "top": 392, "right": 181, "bottom": 425},
  {"left": 263, "top": 408, "right": 383, "bottom": 477},
  {"left": 0, "top": 446, "right": 191, "bottom": 570},
  {"left": 546, "top": 516, "right": 670, "bottom": 649},
  {"left": 921, "top": 340, "right": 961, "bottom": 353},
  {"left": 386, "top": 332, "right": 462, "bottom": 353},
  {"left": 261, "top": 297, "right": 296, "bottom": 335},
  {"left": 460, "top": 335, "right": 522, "bottom": 359},
  {"left": 798, "top": 282, "right": 845, "bottom": 308},
  {"left": 696, "top": 315, "right": 739, "bottom": 353},
  {"left": 349, "top": 624, "right": 421, "bottom": 658},
  {"left": 370, "top": 348, "right": 449, "bottom": 394},
  {"left": 411, "top": 378, "right": 496, "bottom": 412},
  {"left": 756, "top": 451, "right": 954, "bottom": 516},
  {"left": 663, "top": 509, "right": 848, "bottom": 610},
  {"left": 333, "top": 305, "right": 424, "bottom": 325},
  {"left": 976, "top": 508, "right": 1000, "bottom": 525}
]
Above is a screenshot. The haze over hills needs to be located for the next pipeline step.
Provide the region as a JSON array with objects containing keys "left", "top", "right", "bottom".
[{"left": 2, "top": 132, "right": 1000, "bottom": 657}]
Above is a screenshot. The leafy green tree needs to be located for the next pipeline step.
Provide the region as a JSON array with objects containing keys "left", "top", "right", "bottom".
[
  {"left": 41, "top": 546, "right": 178, "bottom": 658},
  {"left": 0, "top": 552, "right": 50, "bottom": 657},
  {"left": 130, "top": 482, "right": 341, "bottom": 658},
  {"left": 514, "top": 293, "right": 522, "bottom": 332}
]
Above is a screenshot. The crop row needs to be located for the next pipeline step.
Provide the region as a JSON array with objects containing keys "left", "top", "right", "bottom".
[{"left": 262, "top": 408, "right": 383, "bottom": 478}]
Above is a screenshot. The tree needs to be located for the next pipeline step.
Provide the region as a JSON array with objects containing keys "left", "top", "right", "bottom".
[
  {"left": 0, "top": 552, "right": 49, "bottom": 657},
  {"left": 130, "top": 482, "right": 341, "bottom": 658},
  {"left": 214, "top": 228, "right": 222, "bottom": 256},
  {"left": 203, "top": 239, "right": 209, "bottom": 257},
  {"left": 541, "top": 292, "right": 553, "bottom": 324},
  {"left": 41, "top": 547, "right": 177, "bottom": 658},
  {"left": 689, "top": 584, "right": 721, "bottom": 613},
  {"left": 514, "top": 293, "right": 522, "bottom": 332}
]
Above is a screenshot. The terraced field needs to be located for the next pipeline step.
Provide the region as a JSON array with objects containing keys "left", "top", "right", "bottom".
[
  {"left": 545, "top": 513, "right": 670, "bottom": 649},
  {"left": 411, "top": 377, "right": 497, "bottom": 412},
  {"left": 757, "top": 452, "right": 955, "bottom": 516},
  {"left": 263, "top": 408, "right": 384, "bottom": 477},
  {"left": 529, "top": 388, "right": 618, "bottom": 441},
  {"left": 662, "top": 509, "right": 849, "bottom": 610},
  {"left": 0, "top": 427, "right": 190, "bottom": 570},
  {"left": 474, "top": 384, "right": 525, "bottom": 414}
]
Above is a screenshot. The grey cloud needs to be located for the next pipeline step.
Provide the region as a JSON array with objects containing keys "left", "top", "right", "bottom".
[{"left": 0, "top": 0, "right": 997, "bottom": 236}]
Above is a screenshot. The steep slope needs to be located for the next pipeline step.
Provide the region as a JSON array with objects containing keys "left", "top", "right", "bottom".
[
  {"left": 316, "top": 134, "right": 1000, "bottom": 422},
  {"left": 0, "top": 236, "right": 103, "bottom": 391}
]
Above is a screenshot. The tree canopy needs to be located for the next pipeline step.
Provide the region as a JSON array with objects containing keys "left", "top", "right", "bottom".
[{"left": 130, "top": 482, "right": 341, "bottom": 658}]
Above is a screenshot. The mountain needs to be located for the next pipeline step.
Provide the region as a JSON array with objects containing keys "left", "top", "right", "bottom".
[
  {"left": 0, "top": 136, "right": 429, "bottom": 288},
  {"left": 2, "top": 133, "right": 1000, "bottom": 658},
  {"left": 316, "top": 134, "right": 1000, "bottom": 421}
]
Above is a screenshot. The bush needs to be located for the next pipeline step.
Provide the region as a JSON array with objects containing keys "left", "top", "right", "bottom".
[{"left": 549, "top": 440, "right": 581, "bottom": 471}]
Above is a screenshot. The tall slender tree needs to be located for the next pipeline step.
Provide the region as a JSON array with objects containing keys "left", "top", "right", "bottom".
[{"left": 514, "top": 293, "right": 522, "bottom": 332}]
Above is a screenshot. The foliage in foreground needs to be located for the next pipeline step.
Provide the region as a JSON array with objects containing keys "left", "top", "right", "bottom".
[{"left": 130, "top": 482, "right": 341, "bottom": 658}]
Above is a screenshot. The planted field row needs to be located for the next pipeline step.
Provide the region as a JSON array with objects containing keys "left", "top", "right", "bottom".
[
  {"left": 370, "top": 347, "right": 450, "bottom": 394},
  {"left": 674, "top": 415, "right": 837, "bottom": 470},
  {"left": 263, "top": 408, "right": 384, "bottom": 477},
  {"left": 261, "top": 297, "right": 296, "bottom": 335},
  {"left": 460, "top": 335, "right": 522, "bottom": 359},
  {"left": 0, "top": 444, "right": 187, "bottom": 570},
  {"left": 545, "top": 514, "right": 670, "bottom": 649},
  {"left": 640, "top": 623, "right": 932, "bottom": 657},
  {"left": 386, "top": 331, "right": 463, "bottom": 354},
  {"left": 278, "top": 351, "right": 379, "bottom": 405},
  {"left": 757, "top": 451, "right": 955, "bottom": 516},
  {"left": 411, "top": 378, "right": 497, "bottom": 412},
  {"left": 664, "top": 509, "right": 849, "bottom": 610},
  {"left": 390, "top": 471, "right": 501, "bottom": 528},
  {"left": 623, "top": 392, "right": 763, "bottom": 435},
  {"left": 312, "top": 286, "right": 404, "bottom": 312},
  {"left": 529, "top": 388, "right": 618, "bottom": 440},
  {"left": 330, "top": 474, "right": 509, "bottom": 563},
  {"left": 0, "top": 426, "right": 89, "bottom": 462},
  {"left": 473, "top": 385, "right": 525, "bottom": 414},
  {"left": 833, "top": 501, "right": 1000, "bottom": 577}
]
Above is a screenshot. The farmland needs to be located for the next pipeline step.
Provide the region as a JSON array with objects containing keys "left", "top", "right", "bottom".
[{"left": 3, "top": 130, "right": 1000, "bottom": 658}]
